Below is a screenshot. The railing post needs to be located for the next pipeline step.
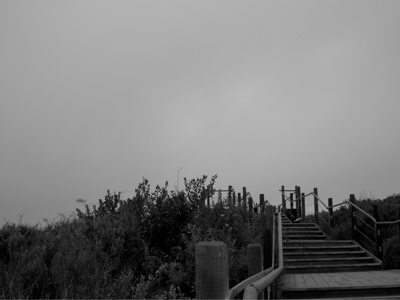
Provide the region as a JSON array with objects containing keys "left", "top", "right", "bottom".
[
  {"left": 350, "top": 194, "right": 357, "bottom": 241},
  {"left": 314, "top": 188, "right": 319, "bottom": 225},
  {"left": 243, "top": 187, "right": 247, "bottom": 211},
  {"left": 196, "top": 241, "right": 229, "bottom": 299},
  {"left": 260, "top": 194, "right": 265, "bottom": 213},
  {"left": 228, "top": 185, "right": 232, "bottom": 208},
  {"left": 248, "top": 243, "right": 264, "bottom": 300},
  {"left": 398, "top": 207, "right": 400, "bottom": 243},
  {"left": 373, "top": 205, "right": 383, "bottom": 261},
  {"left": 290, "top": 193, "right": 294, "bottom": 222},
  {"left": 264, "top": 205, "right": 274, "bottom": 269},
  {"left": 328, "top": 198, "right": 333, "bottom": 232},
  {"left": 301, "top": 192, "right": 306, "bottom": 223},
  {"left": 281, "top": 185, "right": 286, "bottom": 211},
  {"left": 295, "top": 186, "right": 301, "bottom": 220}
]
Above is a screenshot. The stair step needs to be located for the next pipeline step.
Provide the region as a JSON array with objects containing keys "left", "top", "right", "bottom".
[
  {"left": 284, "top": 263, "right": 382, "bottom": 274},
  {"left": 284, "top": 235, "right": 327, "bottom": 240},
  {"left": 285, "top": 256, "right": 374, "bottom": 266},
  {"left": 283, "top": 245, "right": 359, "bottom": 253},
  {"left": 283, "top": 240, "right": 353, "bottom": 247},
  {"left": 284, "top": 250, "right": 366, "bottom": 259},
  {"left": 283, "top": 227, "right": 321, "bottom": 231},
  {"left": 283, "top": 223, "right": 317, "bottom": 227}
]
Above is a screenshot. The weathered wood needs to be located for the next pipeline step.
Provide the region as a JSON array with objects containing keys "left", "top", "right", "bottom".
[
  {"left": 295, "top": 186, "right": 301, "bottom": 220},
  {"left": 248, "top": 243, "right": 263, "bottom": 277},
  {"left": 301, "top": 192, "right": 306, "bottom": 223},
  {"left": 373, "top": 205, "right": 383, "bottom": 261},
  {"left": 249, "top": 197, "right": 253, "bottom": 215},
  {"left": 233, "top": 191, "right": 236, "bottom": 208},
  {"left": 314, "top": 188, "right": 319, "bottom": 225},
  {"left": 290, "top": 193, "right": 294, "bottom": 222},
  {"left": 195, "top": 241, "right": 229, "bottom": 299},
  {"left": 350, "top": 194, "right": 356, "bottom": 241},
  {"left": 238, "top": 192, "right": 242, "bottom": 208},
  {"left": 328, "top": 198, "right": 333, "bottom": 231},
  {"left": 243, "top": 187, "right": 247, "bottom": 211},
  {"left": 228, "top": 185, "right": 232, "bottom": 208},
  {"left": 281, "top": 185, "right": 286, "bottom": 210},
  {"left": 398, "top": 207, "right": 400, "bottom": 243},
  {"left": 260, "top": 194, "right": 265, "bottom": 213},
  {"left": 264, "top": 206, "right": 274, "bottom": 269}
]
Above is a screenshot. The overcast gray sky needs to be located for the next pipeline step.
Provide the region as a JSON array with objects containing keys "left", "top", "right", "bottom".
[{"left": 1, "top": 1, "right": 400, "bottom": 225}]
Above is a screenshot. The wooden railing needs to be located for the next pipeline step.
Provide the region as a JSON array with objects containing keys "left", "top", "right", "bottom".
[
  {"left": 280, "top": 185, "right": 400, "bottom": 261},
  {"left": 195, "top": 201, "right": 282, "bottom": 299}
]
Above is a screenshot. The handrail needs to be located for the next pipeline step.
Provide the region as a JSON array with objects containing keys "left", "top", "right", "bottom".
[
  {"left": 225, "top": 212, "right": 278, "bottom": 300},
  {"left": 243, "top": 212, "right": 284, "bottom": 299}
]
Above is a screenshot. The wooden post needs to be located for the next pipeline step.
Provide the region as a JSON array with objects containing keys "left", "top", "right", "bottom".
[
  {"left": 233, "top": 191, "right": 236, "bottom": 209},
  {"left": 196, "top": 241, "right": 229, "bottom": 299},
  {"left": 238, "top": 193, "right": 241, "bottom": 208},
  {"left": 290, "top": 193, "right": 294, "bottom": 222},
  {"left": 350, "top": 194, "right": 356, "bottom": 241},
  {"left": 398, "top": 207, "right": 400, "bottom": 243},
  {"left": 295, "top": 186, "right": 301, "bottom": 220},
  {"left": 373, "top": 205, "right": 383, "bottom": 261},
  {"left": 260, "top": 194, "right": 265, "bottom": 213},
  {"left": 301, "top": 193, "right": 306, "bottom": 223},
  {"left": 281, "top": 185, "right": 286, "bottom": 211},
  {"left": 249, "top": 197, "right": 253, "bottom": 215},
  {"left": 328, "top": 198, "right": 333, "bottom": 232},
  {"left": 248, "top": 243, "right": 264, "bottom": 300},
  {"left": 314, "top": 188, "right": 319, "bottom": 225},
  {"left": 264, "top": 206, "right": 274, "bottom": 269},
  {"left": 243, "top": 187, "right": 247, "bottom": 211},
  {"left": 228, "top": 185, "right": 232, "bottom": 208}
]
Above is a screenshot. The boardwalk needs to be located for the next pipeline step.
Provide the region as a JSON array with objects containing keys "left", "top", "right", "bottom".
[{"left": 282, "top": 270, "right": 400, "bottom": 298}]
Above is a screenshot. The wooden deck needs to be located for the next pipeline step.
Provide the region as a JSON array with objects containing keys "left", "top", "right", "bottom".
[
  {"left": 283, "top": 270, "right": 400, "bottom": 289},
  {"left": 282, "top": 270, "right": 400, "bottom": 298}
]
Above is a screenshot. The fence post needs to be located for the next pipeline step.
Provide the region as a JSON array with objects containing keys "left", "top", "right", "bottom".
[
  {"left": 260, "top": 194, "right": 265, "bottom": 213},
  {"left": 295, "top": 186, "right": 301, "bottom": 220},
  {"left": 228, "top": 185, "right": 232, "bottom": 208},
  {"left": 373, "top": 205, "right": 383, "bottom": 261},
  {"left": 281, "top": 185, "right": 286, "bottom": 211},
  {"left": 328, "top": 198, "right": 333, "bottom": 232},
  {"left": 314, "top": 188, "right": 319, "bottom": 225},
  {"left": 263, "top": 206, "right": 274, "bottom": 270},
  {"left": 301, "top": 192, "right": 306, "bottom": 223},
  {"left": 196, "top": 241, "right": 229, "bottom": 299},
  {"left": 290, "top": 193, "right": 294, "bottom": 222},
  {"left": 243, "top": 187, "right": 247, "bottom": 211},
  {"left": 398, "top": 207, "right": 400, "bottom": 243},
  {"left": 248, "top": 243, "right": 264, "bottom": 300},
  {"left": 350, "top": 194, "right": 356, "bottom": 241}
]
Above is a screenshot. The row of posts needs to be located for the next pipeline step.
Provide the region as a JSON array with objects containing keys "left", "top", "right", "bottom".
[
  {"left": 195, "top": 205, "right": 276, "bottom": 299},
  {"left": 203, "top": 185, "right": 267, "bottom": 213}
]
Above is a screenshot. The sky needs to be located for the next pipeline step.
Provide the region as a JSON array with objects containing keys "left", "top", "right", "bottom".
[{"left": 1, "top": 1, "right": 400, "bottom": 226}]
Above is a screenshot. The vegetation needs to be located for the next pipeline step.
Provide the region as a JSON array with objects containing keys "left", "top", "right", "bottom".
[{"left": 0, "top": 175, "right": 263, "bottom": 299}]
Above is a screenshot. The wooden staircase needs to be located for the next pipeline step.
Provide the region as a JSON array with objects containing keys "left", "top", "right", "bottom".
[{"left": 280, "top": 213, "right": 395, "bottom": 299}]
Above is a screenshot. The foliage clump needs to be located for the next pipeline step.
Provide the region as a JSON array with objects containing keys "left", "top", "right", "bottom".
[{"left": 0, "top": 175, "right": 263, "bottom": 299}]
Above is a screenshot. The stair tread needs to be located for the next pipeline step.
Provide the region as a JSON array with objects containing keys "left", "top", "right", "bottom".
[
  {"left": 286, "top": 257, "right": 372, "bottom": 262},
  {"left": 284, "top": 250, "right": 365, "bottom": 255},
  {"left": 285, "top": 262, "right": 381, "bottom": 268}
]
